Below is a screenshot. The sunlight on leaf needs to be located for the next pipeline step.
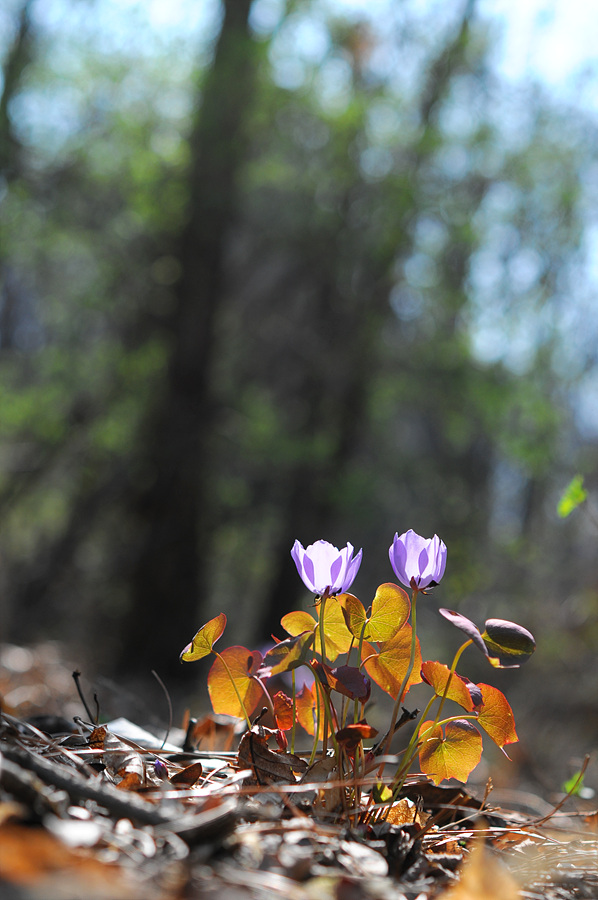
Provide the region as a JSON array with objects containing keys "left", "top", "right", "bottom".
[
  {"left": 282, "top": 599, "right": 353, "bottom": 662},
  {"left": 419, "top": 719, "right": 483, "bottom": 785},
  {"left": 361, "top": 626, "right": 422, "bottom": 697},
  {"left": 180, "top": 613, "right": 227, "bottom": 662},
  {"left": 295, "top": 681, "right": 326, "bottom": 739},
  {"left": 557, "top": 474, "right": 587, "bottom": 518},
  {"left": 421, "top": 660, "right": 475, "bottom": 711},
  {"left": 260, "top": 631, "right": 315, "bottom": 676},
  {"left": 364, "top": 583, "right": 411, "bottom": 641},
  {"left": 476, "top": 683, "right": 518, "bottom": 748},
  {"left": 272, "top": 690, "right": 295, "bottom": 731},
  {"left": 207, "top": 646, "right": 264, "bottom": 719}
]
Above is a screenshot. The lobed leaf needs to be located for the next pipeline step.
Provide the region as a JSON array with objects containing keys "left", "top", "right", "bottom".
[
  {"left": 180, "top": 613, "right": 227, "bottom": 662},
  {"left": 420, "top": 660, "right": 475, "bottom": 711},
  {"left": 476, "top": 683, "right": 518, "bottom": 748},
  {"left": 361, "top": 626, "right": 422, "bottom": 697},
  {"left": 207, "top": 646, "right": 264, "bottom": 720},
  {"left": 418, "top": 719, "right": 483, "bottom": 785},
  {"left": 323, "top": 664, "right": 371, "bottom": 701}
]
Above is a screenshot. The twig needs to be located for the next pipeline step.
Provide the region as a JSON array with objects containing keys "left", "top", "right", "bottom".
[
  {"left": 72, "top": 671, "right": 97, "bottom": 724},
  {"left": 151, "top": 669, "right": 173, "bottom": 750}
]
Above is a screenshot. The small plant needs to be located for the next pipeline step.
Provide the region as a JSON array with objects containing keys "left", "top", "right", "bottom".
[{"left": 180, "top": 530, "right": 535, "bottom": 817}]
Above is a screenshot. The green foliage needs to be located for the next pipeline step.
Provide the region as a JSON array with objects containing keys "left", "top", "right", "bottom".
[{"left": 557, "top": 475, "right": 587, "bottom": 518}]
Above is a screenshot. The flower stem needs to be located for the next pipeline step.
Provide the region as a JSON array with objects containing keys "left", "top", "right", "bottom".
[{"left": 382, "top": 588, "right": 419, "bottom": 758}]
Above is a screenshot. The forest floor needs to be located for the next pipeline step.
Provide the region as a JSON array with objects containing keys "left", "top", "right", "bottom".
[{"left": 1, "top": 642, "right": 598, "bottom": 900}]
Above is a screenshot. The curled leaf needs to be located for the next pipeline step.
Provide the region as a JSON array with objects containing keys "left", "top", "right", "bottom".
[
  {"left": 259, "top": 631, "right": 315, "bottom": 677},
  {"left": 180, "top": 613, "right": 227, "bottom": 662},
  {"left": 481, "top": 619, "right": 536, "bottom": 668}
]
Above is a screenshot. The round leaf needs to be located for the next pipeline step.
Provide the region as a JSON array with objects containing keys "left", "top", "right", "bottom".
[
  {"left": 481, "top": 619, "right": 536, "bottom": 668},
  {"left": 207, "top": 646, "right": 264, "bottom": 719},
  {"left": 361, "top": 626, "right": 422, "bottom": 697},
  {"left": 419, "top": 719, "right": 483, "bottom": 785},
  {"left": 364, "top": 583, "right": 411, "bottom": 642}
]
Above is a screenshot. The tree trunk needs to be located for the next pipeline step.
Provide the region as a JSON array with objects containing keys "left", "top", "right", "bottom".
[{"left": 118, "top": 0, "right": 257, "bottom": 678}]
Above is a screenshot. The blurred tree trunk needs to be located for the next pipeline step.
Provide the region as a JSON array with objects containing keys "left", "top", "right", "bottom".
[
  {"left": 256, "top": 2, "right": 477, "bottom": 639},
  {"left": 118, "top": 0, "right": 257, "bottom": 677}
]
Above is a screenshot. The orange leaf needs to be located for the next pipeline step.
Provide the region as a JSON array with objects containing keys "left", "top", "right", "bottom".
[
  {"left": 365, "top": 583, "right": 410, "bottom": 641},
  {"left": 207, "top": 646, "right": 264, "bottom": 719},
  {"left": 476, "top": 683, "right": 518, "bottom": 748},
  {"left": 418, "top": 719, "right": 483, "bottom": 785},
  {"left": 361, "top": 626, "right": 422, "bottom": 697},
  {"left": 421, "top": 660, "right": 475, "bottom": 711},
  {"left": 295, "top": 681, "right": 326, "bottom": 739},
  {"left": 180, "top": 613, "right": 227, "bottom": 662},
  {"left": 273, "top": 691, "right": 295, "bottom": 731}
]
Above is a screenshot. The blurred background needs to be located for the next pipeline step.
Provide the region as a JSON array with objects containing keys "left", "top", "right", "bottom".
[{"left": 0, "top": 0, "right": 597, "bottom": 793}]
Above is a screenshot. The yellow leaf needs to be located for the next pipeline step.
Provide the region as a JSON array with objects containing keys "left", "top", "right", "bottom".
[
  {"left": 361, "top": 626, "right": 422, "bottom": 697},
  {"left": 180, "top": 613, "right": 227, "bottom": 662},
  {"left": 419, "top": 719, "right": 482, "bottom": 785},
  {"left": 365, "top": 583, "right": 410, "bottom": 641}
]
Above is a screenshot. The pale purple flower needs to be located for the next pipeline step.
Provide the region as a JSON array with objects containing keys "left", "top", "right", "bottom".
[
  {"left": 389, "top": 529, "right": 447, "bottom": 590},
  {"left": 291, "top": 539, "right": 362, "bottom": 596}
]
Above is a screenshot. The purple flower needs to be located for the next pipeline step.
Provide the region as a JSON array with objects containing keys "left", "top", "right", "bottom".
[
  {"left": 291, "top": 539, "right": 362, "bottom": 596},
  {"left": 389, "top": 529, "right": 447, "bottom": 590}
]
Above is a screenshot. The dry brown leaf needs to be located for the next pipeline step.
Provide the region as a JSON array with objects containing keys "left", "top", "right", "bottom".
[
  {"left": 237, "top": 731, "right": 307, "bottom": 785},
  {"left": 442, "top": 839, "right": 521, "bottom": 900},
  {"left": 385, "top": 797, "right": 427, "bottom": 827}
]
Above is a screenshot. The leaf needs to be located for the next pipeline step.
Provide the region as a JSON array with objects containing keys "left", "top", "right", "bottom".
[
  {"left": 361, "top": 626, "right": 422, "bottom": 697},
  {"left": 335, "top": 721, "right": 378, "bottom": 753},
  {"left": 207, "top": 646, "right": 264, "bottom": 719},
  {"left": 237, "top": 731, "right": 307, "bottom": 785},
  {"left": 259, "top": 631, "right": 314, "bottom": 677},
  {"left": 323, "top": 664, "right": 371, "bottom": 701},
  {"left": 557, "top": 474, "right": 587, "bottom": 518},
  {"left": 419, "top": 719, "right": 483, "bottom": 785},
  {"left": 364, "top": 583, "right": 411, "bottom": 641},
  {"left": 282, "top": 598, "right": 353, "bottom": 662},
  {"left": 438, "top": 609, "right": 488, "bottom": 656},
  {"left": 170, "top": 762, "right": 204, "bottom": 786},
  {"left": 272, "top": 691, "right": 295, "bottom": 731},
  {"left": 481, "top": 619, "right": 536, "bottom": 668},
  {"left": 475, "top": 683, "right": 518, "bottom": 748},
  {"left": 341, "top": 585, "right": 410, "bottom": 642},
  {"left": 295, "top": 681, "right": 326, "bottom": 740},
  {"left": 180, "top": 613, "right": 227, "bottom": 662},
  {"left": 421, "top": 660, "right": 475, "bottom": 712}
]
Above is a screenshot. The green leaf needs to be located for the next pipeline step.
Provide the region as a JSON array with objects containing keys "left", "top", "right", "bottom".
[
  {"left": 563, "top": 771, "right": 585, "bottom": 796},
  {"left": 180, "top": 613, "right": 227, "bottom": 662},
  {"left": 557, "top": 475, "right": 587, "bottom": 518},
  {"left": 419, "top": 719, "right": 483, "bottom": 785},
  {"left": 282, "top": 598, "right": 353, "bottom": 662}
]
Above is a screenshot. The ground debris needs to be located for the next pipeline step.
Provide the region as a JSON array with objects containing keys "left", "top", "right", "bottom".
[{"left": 2, "top": 645, "right": 598, "bottom": 899}]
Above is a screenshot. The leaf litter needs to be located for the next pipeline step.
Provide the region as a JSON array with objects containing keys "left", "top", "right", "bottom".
[{"left": 1, "top": 642, "right": 598, "bottom": 900}]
